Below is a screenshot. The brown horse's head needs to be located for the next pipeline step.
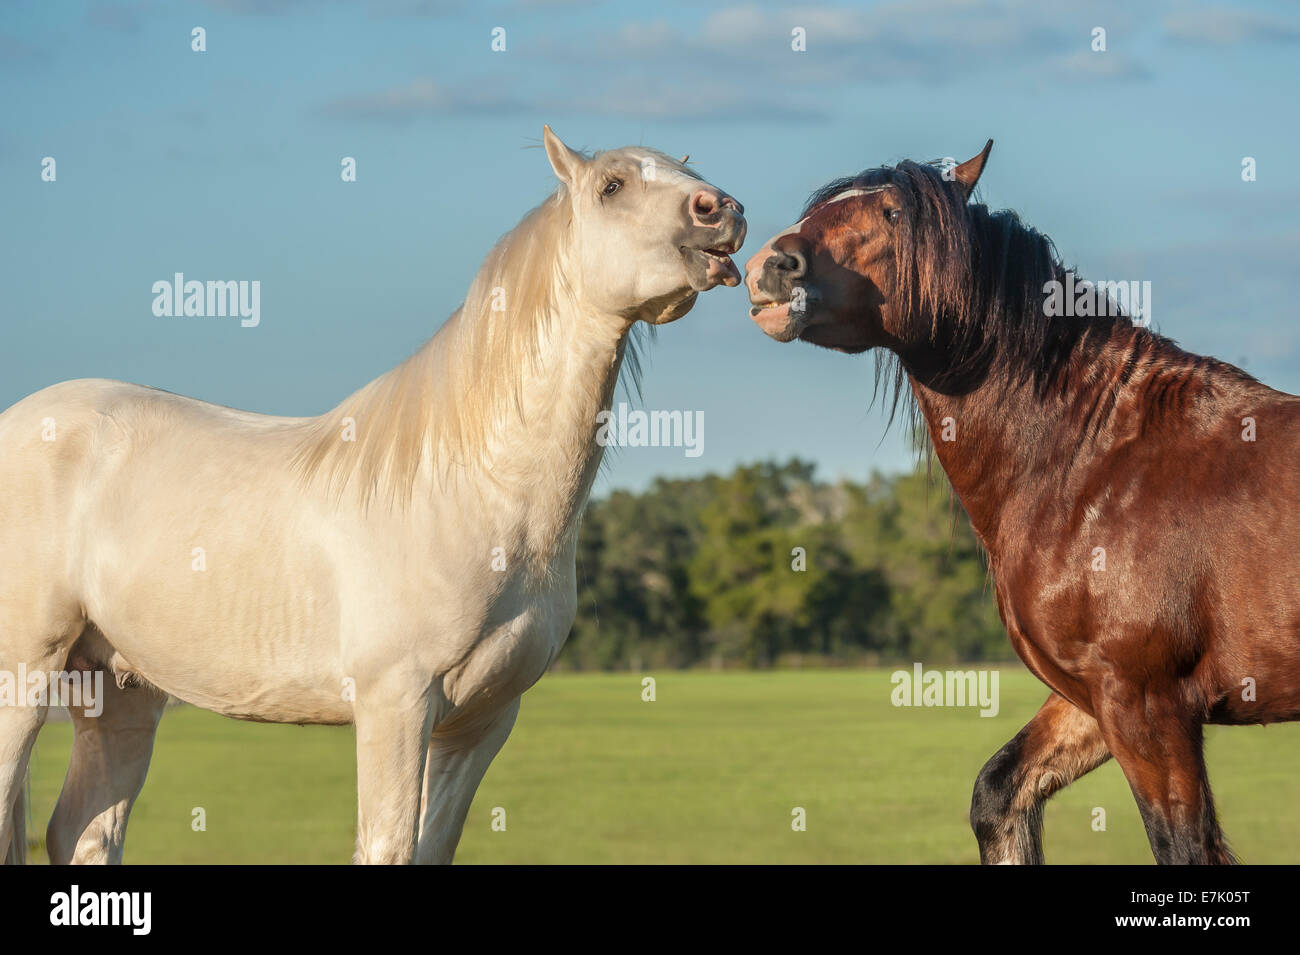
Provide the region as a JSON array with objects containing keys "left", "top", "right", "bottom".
[{"left": 744, "top": 141, "right": 993, "bottom": 354}]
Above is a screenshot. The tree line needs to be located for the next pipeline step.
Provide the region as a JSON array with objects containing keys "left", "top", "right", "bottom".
[{"left": 562, "top": 459, "right": 1014, "bottom": 670}]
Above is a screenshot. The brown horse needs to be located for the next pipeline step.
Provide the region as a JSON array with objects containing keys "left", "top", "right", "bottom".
[{"left": 744, "top": 142, "right": 1300, "bottom": 864}]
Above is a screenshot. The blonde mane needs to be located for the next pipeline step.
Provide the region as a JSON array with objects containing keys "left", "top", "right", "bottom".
[{"left": 292, "top": 188, "right": 584, "bottom": 507}]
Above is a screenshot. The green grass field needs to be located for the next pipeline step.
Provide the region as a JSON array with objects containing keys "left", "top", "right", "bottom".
[{"left": 23, "top": 668, "right": 1300, "bottom": 864}]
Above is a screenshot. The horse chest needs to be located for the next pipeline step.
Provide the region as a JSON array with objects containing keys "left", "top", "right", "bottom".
[
  {"left": 990, "top": 553, "right": 1099, "bottom": 712},
  {"left": 440, "top": 573, "right": 576, "bottom": 709}
]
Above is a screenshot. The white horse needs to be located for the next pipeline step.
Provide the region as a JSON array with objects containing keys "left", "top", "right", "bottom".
[{"left": 0, "top": 127, "right": 745, "bottom": 864}]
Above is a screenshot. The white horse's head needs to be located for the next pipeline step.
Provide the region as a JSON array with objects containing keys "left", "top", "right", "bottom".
[{"left": 543, "top": 126, "right": 746, "bottom": 325}]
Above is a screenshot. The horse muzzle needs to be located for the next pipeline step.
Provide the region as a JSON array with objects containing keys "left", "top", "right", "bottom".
[
  {"left": 744, "top": 243, "right": 810, "bottom": 341},
  {"left": 680, "top": 204, "right": 747, "bottom": 291}
]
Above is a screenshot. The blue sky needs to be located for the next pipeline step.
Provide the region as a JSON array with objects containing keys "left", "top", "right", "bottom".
[{"left": 3, "top": 0, "right": 1298, "bottom": 494}]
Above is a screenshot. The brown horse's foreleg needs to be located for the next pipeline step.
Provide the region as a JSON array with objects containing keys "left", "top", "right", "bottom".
[
  {"left": 971, "top": 692, "right": 1111, "bottom": 864},
  {"left": 1093, "top": 693, "right": 1236, "bottom": 865}
]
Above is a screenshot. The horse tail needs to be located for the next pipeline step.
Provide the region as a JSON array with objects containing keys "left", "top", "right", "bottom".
[{"left": 4, "top": 769, "right": 29, "bottom": 865}]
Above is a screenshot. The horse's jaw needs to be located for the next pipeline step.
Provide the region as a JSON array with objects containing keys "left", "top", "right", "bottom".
[{"left": 626, "top": 288, "right": 699, "bottom": 326}]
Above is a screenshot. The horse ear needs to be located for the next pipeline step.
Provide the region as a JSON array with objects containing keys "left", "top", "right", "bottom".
[
  {"left": 952, "top": 139, "right": 993, "bottom": 199},
  {"left": 543, "top": 125, "right": 585, "bottom": 186}
]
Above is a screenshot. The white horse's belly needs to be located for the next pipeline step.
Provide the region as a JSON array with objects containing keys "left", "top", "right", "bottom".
[{"left": 80, "top": 516, "right": 353, "bottom": 723}]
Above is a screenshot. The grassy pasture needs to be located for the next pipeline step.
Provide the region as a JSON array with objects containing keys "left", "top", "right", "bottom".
[{"left": 24, "top": 669, "right": 1300, "bottom": 864}]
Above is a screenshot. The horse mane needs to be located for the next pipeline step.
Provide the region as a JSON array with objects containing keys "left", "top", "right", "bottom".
[
  {"left": 292, "top": 185, "right": 641, "bottom": 507},
  {"left": 804, "top": 158, "right": 1253, "bottom": 454}
]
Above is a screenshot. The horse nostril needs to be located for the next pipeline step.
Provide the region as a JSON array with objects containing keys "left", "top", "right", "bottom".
[
  {"left": 691, "top": 191, "right": 718, "bottom": 219},
  {"left": 772, "top": 250, "right": 806, "bottom": 278}
]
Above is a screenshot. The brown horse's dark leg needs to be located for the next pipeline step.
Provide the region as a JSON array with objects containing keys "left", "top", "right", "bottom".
[
  {"left": 970, "top": 692, "right": 1111, "bottom": 864},
  {"left": 1093, "top": 695, "right": 1237, "bottom": 865}
]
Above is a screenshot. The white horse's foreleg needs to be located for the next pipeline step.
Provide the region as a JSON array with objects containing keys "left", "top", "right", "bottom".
[
  {"left": 353, "top": 686, "right": 434, "bottom": 865},
  {"left": 416, "top": 698, "right": 520, "bottom": 865},
  {"left": 0, "top": 648, "right": 66, "bottom": 864},
  {"left": 0, "top": 701, "right": 47, "bottom": 864},
  {"left": 47, "top": 677, "right": 166, "bottom": 864}
]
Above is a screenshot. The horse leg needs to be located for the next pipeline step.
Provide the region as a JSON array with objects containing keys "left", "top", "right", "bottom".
[
  {"left": 46, "top": 675, "right": 166, "bottom": 864},
  {"left": 0, "top": 698, "right": 48, "bottom": 864},
  {"left": 415, "top": 698, "right": 520, "bottom": 865},
  {"left": 0, "top": 648, "right": 71, "bottom": 864},
  {"left": 1094, "top": 691, "right": 1234, "bottom": 864},
  {"left": 970, "top": 692, "right": 1111, "bottom": 864},
  {"left": 352, "top": 685, "right": 434, "bottom": 865}
]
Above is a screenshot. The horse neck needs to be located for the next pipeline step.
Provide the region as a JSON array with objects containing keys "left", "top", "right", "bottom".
[{"left": 438, "top": 290, "right": 630, "bottom": 564}]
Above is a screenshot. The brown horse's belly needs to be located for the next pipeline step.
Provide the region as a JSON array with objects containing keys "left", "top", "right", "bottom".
[{"left": 1204, "top": 652, "right": 1300, "bottom": 726}]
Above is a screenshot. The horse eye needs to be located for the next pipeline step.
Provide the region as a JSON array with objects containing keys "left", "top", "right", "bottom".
[
  {"left": 885, "top": 207, "right": 901, "bottom": 224},
  {"left": 602, "top": 179, "right": 622, "bottom": 197}
]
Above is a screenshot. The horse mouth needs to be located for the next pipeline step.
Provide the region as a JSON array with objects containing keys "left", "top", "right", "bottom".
[
  {"left": 681, "top": 241, "right": 742, "bottom": 290},
  {"left": 748, "top": 298, "right": 802, "bottom": 342}
]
